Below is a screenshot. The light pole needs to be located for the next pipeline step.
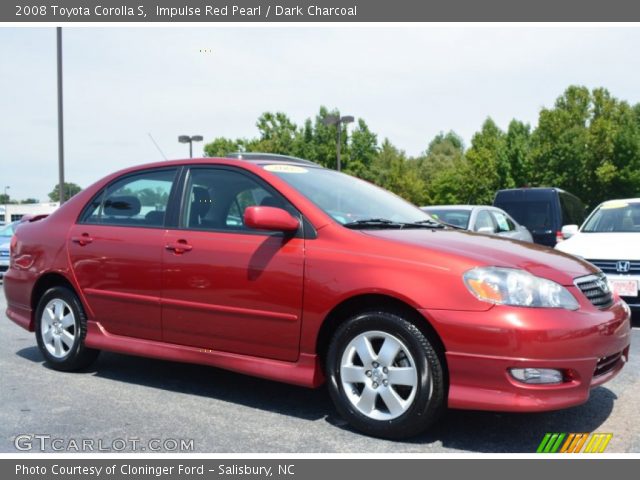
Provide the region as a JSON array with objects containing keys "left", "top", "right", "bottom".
[
  {"left": 178, "top": 135, "right": 203, "bottom": 158},
  {"left": 57, "top": 27, "right": 65, "bottom": 204},
  {"left": 323, "top": 114, "right": 354, "bottom": 171}
]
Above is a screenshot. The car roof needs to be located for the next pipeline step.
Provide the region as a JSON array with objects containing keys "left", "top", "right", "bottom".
[
  {"left": 225, "top": 152, "right": 321, "bottom": 167},
  {"left": 599, "top": 198, "right": 640, "bottom": 205}
]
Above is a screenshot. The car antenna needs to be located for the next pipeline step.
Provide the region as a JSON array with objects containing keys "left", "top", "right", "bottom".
[{"left": 147, "top": 133, "right": 167, "bottom": 160}]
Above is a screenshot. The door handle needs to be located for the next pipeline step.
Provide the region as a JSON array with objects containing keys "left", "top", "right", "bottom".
[
  {"left": 165, "top": 240, "right": 193, "bottom": 254},
  {"left": 71, "top": 234, "right": 93, "bottom": 246}
]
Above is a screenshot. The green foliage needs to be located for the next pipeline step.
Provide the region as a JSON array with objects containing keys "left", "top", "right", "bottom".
[
  {"left": 20, "top": 198, "right": 39, "bottom": 204},
  {"left": 48, "top": 182, "right": 82, "bottom": 202},
  {"left": 202, "top": 86, "right": 640, "bottom": 210}
]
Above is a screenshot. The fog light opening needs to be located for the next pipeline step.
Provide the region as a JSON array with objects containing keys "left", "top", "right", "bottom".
[{"left": 509, "top": 367, "right": 564, "bottom": 385}]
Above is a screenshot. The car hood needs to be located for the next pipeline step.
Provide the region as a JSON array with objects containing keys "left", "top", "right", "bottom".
[
  {"left": 362, "top": 228, "right": 597, "bottom": 286},
  {"left": 556, "top": 232, "right": 640, "bottom": 260}
]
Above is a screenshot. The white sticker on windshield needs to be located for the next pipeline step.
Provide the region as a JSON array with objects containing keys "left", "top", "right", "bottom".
[{"left": 264, "top": 164, "right": 308, "bottom": 174}]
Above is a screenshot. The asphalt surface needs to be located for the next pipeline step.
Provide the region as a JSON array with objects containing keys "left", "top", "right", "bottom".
[{"left": 1, "top": 286, "right": 638, "bottom": 453}]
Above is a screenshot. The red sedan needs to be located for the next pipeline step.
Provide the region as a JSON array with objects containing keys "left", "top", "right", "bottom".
[{"left": 4, "top": 155, "right": 631, "bottom": 439}]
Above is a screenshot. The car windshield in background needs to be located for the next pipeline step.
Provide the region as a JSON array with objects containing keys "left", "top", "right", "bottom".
[
  {"left": 264, "top": 164, "right": 434, "bottom": 227},
  {"left": 424, "top": 209, "right": 471, "bottom": 229},
  {"left": 496, "top": 201, "right": 551, "bottom": 229},
  {"left": 582, "top": 201, "right": 640, "bottom": 233}
]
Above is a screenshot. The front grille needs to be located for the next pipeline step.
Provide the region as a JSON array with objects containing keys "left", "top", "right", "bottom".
[
  {"left": 594, "top": 352, "right": 623, "bottom": 377},
  {"left": 587, "top": 259, "right": 640, "bottom": 274},
  {"left": 575, "top": 273, "right": 614, "bottom": 309}
]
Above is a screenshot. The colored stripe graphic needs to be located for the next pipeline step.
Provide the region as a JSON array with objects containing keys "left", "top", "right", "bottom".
[
  {"left": 538, "top": 433, "right": 613, "bottom": 453},
  {"left": 537, "top": 433, "right": 566, "bottom": 453},
  {"left": 584, "top": 433, "right": 613, "bottom": 453}
]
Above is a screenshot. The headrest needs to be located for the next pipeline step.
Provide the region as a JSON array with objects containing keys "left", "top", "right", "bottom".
[{"left": 104, "top": 196, "right": 141, "bottom": 217}]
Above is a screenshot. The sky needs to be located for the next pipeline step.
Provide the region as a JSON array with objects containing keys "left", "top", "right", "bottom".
[{"left": 1, "top": 26, "right": 640, "bottom": 201}]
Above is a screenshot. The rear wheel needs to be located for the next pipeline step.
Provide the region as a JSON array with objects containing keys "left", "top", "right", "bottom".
[
  {"left": 326, "top": 311, "right": 445, "bottom": 439},
  {"left": 35, "top": 286, "right": 99, "bottom": 371}
]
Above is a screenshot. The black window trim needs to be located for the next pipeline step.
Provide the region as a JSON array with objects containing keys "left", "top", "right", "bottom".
[{"left": 76, "top": 166, "right": 182, "bottom": 230}]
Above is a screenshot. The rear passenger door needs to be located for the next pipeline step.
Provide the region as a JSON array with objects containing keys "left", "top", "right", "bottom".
[{"left": 68, "top": 168, "right": 178, "bottom": 341}]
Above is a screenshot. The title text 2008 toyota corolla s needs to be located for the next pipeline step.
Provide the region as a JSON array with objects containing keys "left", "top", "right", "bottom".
[{"left": 4, "top": 155, "right": 631, "bottom": 439}]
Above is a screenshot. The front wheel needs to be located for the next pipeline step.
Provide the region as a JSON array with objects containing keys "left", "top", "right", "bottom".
[
  {"left": 35, "top": 286, "right": 100, "bottom": 371},
  {"left": 326, "top": 311, "right": 445, "bottom": 439}
]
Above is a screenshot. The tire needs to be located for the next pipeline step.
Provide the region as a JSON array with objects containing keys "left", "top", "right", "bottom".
[
  {"left": 35, "top": 286, "right": 100, "bottom": 371},
  {"left": 326, "top": 310, "right": 445, "bottom": 439}
]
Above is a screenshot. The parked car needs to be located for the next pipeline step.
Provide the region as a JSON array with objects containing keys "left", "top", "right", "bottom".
[
  {"left": 4, "top": 155, "right": 630, "bottom": 439},
  {"left": 0, "top": 221, "right": 21, "bottom": 279},
  {"left": 494, "top": 187, "right": 586, "bottom": 247},
  {"left": 421, "top": 205, "right": 533, "bottom": 242},
  {"left": 556, "top": 198, "right": 640, "bottom": 311}
]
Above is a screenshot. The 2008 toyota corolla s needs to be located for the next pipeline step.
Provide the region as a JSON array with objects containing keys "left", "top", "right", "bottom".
[{"left": 4, "top": 154, "right": 631, "bottom": 439}]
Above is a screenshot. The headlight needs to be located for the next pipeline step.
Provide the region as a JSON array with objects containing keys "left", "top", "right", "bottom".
[{"left": 463, "top": 267, "right": 579, "bottom": 310}]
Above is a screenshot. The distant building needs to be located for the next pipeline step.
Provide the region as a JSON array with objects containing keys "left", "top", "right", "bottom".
[{"left": 0, "top": 202, "right": 60, "bottom": 224}]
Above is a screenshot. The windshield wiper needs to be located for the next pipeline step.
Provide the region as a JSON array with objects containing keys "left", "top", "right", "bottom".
[
  {"left": 413, "top": 219, "right": 462, "bottom": 229},
  {"left": 344, "top": 218, "right": 447, "bottom": 229}
]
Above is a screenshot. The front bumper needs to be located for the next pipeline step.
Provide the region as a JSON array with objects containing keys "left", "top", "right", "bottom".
[{"left": 420, "top": 297, "right": 631, "bottom": 412}]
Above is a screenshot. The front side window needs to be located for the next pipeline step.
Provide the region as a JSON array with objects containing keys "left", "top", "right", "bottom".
[
  {"left": 492, "top": 211, "right": 515, "bottom": 232},
  {"left": 183, "top": 168, "right": 296, "bottom": 231},
  {"left": 82, "top": 169, "right": 177, "bottom": 227}
]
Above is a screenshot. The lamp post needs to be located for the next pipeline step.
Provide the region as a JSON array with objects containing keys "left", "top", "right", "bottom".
[
  {"left": 178, "top": 135, "right": 204, "bottom": 158},
  {"left": 57, "top": 27, "right": 65, "bottom": 204},
  {"left": 323, "top": 114, "right": 354, "bottom": 171}
]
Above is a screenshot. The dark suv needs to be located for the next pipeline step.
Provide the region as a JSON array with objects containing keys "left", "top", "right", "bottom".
[{"left": 494, "top": 188, "right": 586, "bottom": 247}]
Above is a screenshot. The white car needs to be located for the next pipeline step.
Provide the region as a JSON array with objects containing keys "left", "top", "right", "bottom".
[
  {"left": 556, "top": 198, "right": 640, "bottom": 311},
  {"left": 421, "top": 205, "right": 533, "bottom": 242}
]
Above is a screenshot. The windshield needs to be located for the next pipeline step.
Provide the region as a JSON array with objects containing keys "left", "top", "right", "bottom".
[
  {"left": 423, "top": 209, "right": 471, "bottom": 229},
  {"left": 582, "top": 201, "right": 640, "bottom": 233},
  {"left": 0, "top": 221, "right": 18, "bottom": 237},
  {"left": 264, "top": 165, "right": 433, "bottom": 226}
]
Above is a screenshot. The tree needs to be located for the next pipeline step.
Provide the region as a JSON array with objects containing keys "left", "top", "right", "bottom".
[
  {"left": 345, "top": 119, "right": 378, "bottom": 180},
  {"left": 530, "top": 86, "right": 640, "bottom": 207},
  {"left": 464, "top": 118, "right": 510, "bottom": 204},
  {"left": 48, "top": 183, "right": 82, "bottom": 202},
  {"left": 20, "top": 198, "right": 39, "bottom": 204},
  {"left": 370, "top": 140, "right": 426, "bottom": 205},
  {"left": 203, "top": 137, "right": 246, "bottom": 157},
  {"left": 505, "top": 120, "right": 532, "bottom": 188}
]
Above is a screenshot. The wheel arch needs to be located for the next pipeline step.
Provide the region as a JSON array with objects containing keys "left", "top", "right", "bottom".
[
  {"left": 315, "top": 293, "right": 447, "bottom": 374},
  {"left": 31, "top": 271, "right": 81, "bottom": 315}
]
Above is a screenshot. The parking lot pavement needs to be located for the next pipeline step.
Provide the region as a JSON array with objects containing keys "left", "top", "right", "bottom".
[{"left": 0, "top": 287, "right": 638, "bottom": 453}]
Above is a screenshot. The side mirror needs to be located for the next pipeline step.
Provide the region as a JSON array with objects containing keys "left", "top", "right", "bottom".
[
  {"left": 476, "top": 226, "right": 495, "bottom": 234},
  {"left": 244, "top": 206, "right": 300, "bottom": 232},
  {"left": 561, "top": 224, "right": 579, "bottom": 239}
]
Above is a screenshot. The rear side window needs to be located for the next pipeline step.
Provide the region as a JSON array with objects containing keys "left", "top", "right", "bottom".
[
  {"left": 559, "top": 192, "right": 586, "bottom": 226},
  {"left": 81, "top": 169, "right": 177, "bottom": 227}
]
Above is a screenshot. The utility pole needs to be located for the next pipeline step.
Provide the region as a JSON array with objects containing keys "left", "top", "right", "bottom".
[{"left": 57, "top": 27, "right": 65, "bottom": 204}]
